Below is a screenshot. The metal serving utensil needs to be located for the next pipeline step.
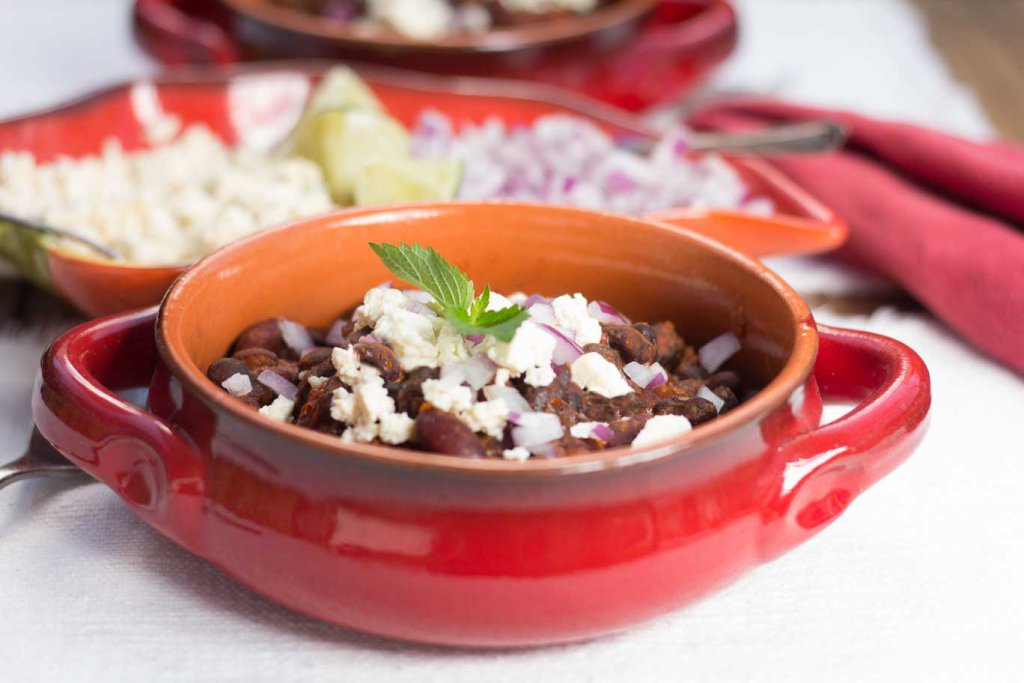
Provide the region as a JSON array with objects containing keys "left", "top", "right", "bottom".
[
  {"left": 0, "top": 209, "right": 119, "bottom": 260},
  {"left": 0, "top": 428, "right": 85, "bottom": 492},
  {"left": 624, "top": 119, "right": 849, "bottom": 156}
]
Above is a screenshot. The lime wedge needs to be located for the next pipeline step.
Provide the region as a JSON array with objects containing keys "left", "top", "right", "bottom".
[
  {"left": 354, "top": 158, "right": 463, "bottom": 206},
  {"left": 293, "top": 109, "right": 411, "bottom": 203},
  {"left": 305, "top": 66, "right": 383, "bottom": 116}
]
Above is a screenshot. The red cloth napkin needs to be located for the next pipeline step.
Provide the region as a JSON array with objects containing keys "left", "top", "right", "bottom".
[{"left": 688, "top": 99, "right": 1024, "bottom": 374}]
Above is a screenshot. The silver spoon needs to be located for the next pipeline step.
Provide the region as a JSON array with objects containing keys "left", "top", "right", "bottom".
[
  {"left": 688, "top": 119, "right": 848, "bottom": 155},
  {"left": 624, "top": 119, "right": 848, "bottom": 156},
  {"left": 0, "top": 428, "right": 84, "bottom": 492},
  {"left": 0, "top": 209, "right": 119, "bottom": 260}
]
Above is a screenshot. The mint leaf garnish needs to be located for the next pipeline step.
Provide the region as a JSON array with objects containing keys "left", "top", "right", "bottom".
[{"left": 369, "top": 243, "right": 529, "bottom": 342}]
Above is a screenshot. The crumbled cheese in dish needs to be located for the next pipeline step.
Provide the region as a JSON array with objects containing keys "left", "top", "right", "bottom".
[
  {"left": 436, "top": 322, "right": 472, "bottom": 366},
  {"left": 332, "top": 346, "right": 363, "bottom": 385},
  {"left": 374, "top": 308, "right": 440, "bottom": 369},
  {"left": 355, "top": 287, "right": 409, "bottom": 326},
  {"left": 570, "top": 352, "right": 633, "bottom": 398},
  {"left": 379, "top": 412, "right": 416, "bottom": 445},
  {"left": 570, "top": 421, "right": 608, "bottom": 439},
  {"left": 307, "top": 375, "right": 327, "bottom": 390},
  {"left": 221, "top": 373, "right": 252, "bottom": 396},
  {"left": 493, "top": 368, "right": 511, "bottom": 386},
  {"left": 461, "top": 399, "right": 510, "bottom": 439},
  {"left": 632, "top": 415, "right": 692, "bottom": 447},
  {"left": 551, "top": 293, "right": 602, "bottom": 346},
  {"left": 259, "top": 395, "right": 295, "bottom": 422},
  {"left": 422, "top": 379, "right": 474, "bottom": 413},
  {"left": 330, "top": 386, "right": 356, "bottom": 423},
  {"left": 0, "top": 125, "right": 333, "bottom": 265},
  {"left": 502, "top": 446, "right": 532, "bottom": 462},
  {"left": 483, "top": 321, "right": 557, "bottom": 384},
  {"left": 367, "top": 0, "right": 453, "bottom": 40},
  {"left": 328, "top": 359, "right": 406, "bottom": 445},
  {"left": 524, "top": 364, "right": 556, "bottom": 388}
]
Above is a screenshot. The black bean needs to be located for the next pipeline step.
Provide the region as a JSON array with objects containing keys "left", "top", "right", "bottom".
[
  {"left": 705, "top": 371, "right": 740, "bottom": 392},
  {"left": 393, "top": 367, "right": 438, "bottom": 416},
  {"left": 604, "top": 324, "right": 657, "bottom": 364},
  {"left": 233, "top": 319, "right": 288, "bottom": 356},
  {"left": 298, "top": 347, "right": 333, "bottom": 371},
  {"left": 653, "top": 397, "right": 717, "bottom": 425},
  {"left": 652, "top": 321, "right": 685, "bottom": 368},
  {"left": 713, "top": 386, "right": 739, "bottom": 413}
]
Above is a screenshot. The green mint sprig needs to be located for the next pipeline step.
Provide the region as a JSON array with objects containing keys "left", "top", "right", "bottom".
[{"left": 369, "top": 242, "right": 529, "bottom": 342}]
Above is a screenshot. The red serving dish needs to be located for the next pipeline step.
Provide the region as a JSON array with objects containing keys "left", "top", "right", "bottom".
[
  {"left": 34, "top": 202, "right": 929, "bottom": 647},
  {"left": 0, "top": 62, "right": 845, "bottom": 317},
  {"left": 132, "top": 0, "right": 738, "bottom": 111}
]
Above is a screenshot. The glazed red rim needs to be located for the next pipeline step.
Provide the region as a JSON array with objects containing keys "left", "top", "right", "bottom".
[
  {"left": 222, "top": 0, "right": 662, "bottom": 52},
  {"left": 157, "top": 202, "right": 819, "bottom": 476}
]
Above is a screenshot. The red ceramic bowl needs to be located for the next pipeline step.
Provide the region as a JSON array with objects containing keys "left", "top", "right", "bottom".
[
  {"left": 133, "top": 0, "right": 738, "bottom": 110},
  {"left": 0, "top": 61, "right": 845, "bottom": 317},
  {"left": 33, "top": 203, "right": 929, "bottom": 647}
]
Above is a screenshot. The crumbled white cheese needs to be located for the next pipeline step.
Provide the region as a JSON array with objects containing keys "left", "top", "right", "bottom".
[
  {"left": 484, "top": 321, "right": 556, "bottom": 375},
  {"left": 570, "top": 421, "right": 608, "bottom": 439},
  {"left": 258, "top": 395, "right": 295, "bottom": 422},
  {"left": 354, "top": 287, "right": 409, "bottom": 326},
  {"left": 330, "top": 386, "right": 356, "bottom": 423},
  {"left": 307, "top": 375, "right": 327, "bottom": 390},
  {"left": 354, "top": 375, "right": 394, "bottom": 425},
  {"left": 570, "top": 352, "right": 633, "bottom": 398},
  {"left": 367, "top": 0, "right": 453, "bottom": 40},
  {"left": 421, "top": 378, "right": 474, "bottom": 413},
  {"left": 493, "top": 368, "right": 511, "bottom": 386},
  {"left": 502, "top": 446, "right": 532, "bottom": 462},
  {"left": 331, "top": 346, "right": 362, "bottom": 385},
  {"left": 485, "top": 291, "right": 515, "bottom": 312},
  {"left": 374, "top": 307, "right": 441, "bottom": 369},
  {"left": 461, "top": 399, "right": 510, "bottom": 439},
  {"left": 379, "top": 412, "right": 416, "bottom": 445},
  {"left": 552, "top": 293, "right": 602, "bottom": 346},
  {"left": 632, "top": 415, "right": 692, "bottom": 447},
  {"left": 524, "top": 364, "right": 556, "bottom": 387}
]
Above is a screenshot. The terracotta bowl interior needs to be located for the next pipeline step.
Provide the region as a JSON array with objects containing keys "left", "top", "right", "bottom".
[
  {"left": 161, "top": 203, "right": 811, "bottom": 466},
  {"left": 222, "top": 0, "right": 662, "bottom": 52}
]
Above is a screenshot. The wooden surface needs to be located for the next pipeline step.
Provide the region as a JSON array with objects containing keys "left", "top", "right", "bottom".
[{"left": 913, "top": 0, "right": 1024, "bottom": 141}]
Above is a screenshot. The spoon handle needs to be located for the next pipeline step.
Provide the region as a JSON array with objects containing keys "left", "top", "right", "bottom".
[
  {"left": 0, "top": 209, "right": 119, "bottom": 260},
  {"left": 0, "top": 430, "right": 85, "bottom": 492},
  {"left": 688, "top": 120, "right": 848, "bottom": 156}
]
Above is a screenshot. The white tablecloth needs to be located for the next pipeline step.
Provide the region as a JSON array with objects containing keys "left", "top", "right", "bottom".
[{"left": 2, "top": 1, "right": 1022, "bottom": 681}]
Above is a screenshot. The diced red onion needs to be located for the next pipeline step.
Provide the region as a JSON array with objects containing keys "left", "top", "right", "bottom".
[
  {"left": 699, "top": 332, "right": 741, "bottom": 373},
  {"left": 324, "top": 319, "right": 346, "bottom": 347},
  {"left": 374, "top": 280, "right": 392, "bottom": 289},
  {"left": 524, "top": 294, "right": 552, "bottom": 308},
  {"left": 587, "top": 300, "right": 630, "bottom": 325},
  {"left": 465, "top": 334, "right": 485, "bottom": 345},
  {"left": 257, "top": 370, "right": 298, "bottom": 401},
  {"left": 441, "top": 354, "right": 496, "bottom": 391},
  {"left": 221, "top": 373, "right": 252, "bottom": 397},
  {"left": 278, "top": 319, "right": 315, "bottom": 354},
  {"left": 360, "top": 335, "right": 381, "bottom": 344},
  {"left": 511, "top": 412, "right": 564, "bottom": 452},
  {"left": 527, "top": 303, "right": 556, "bottom": 326},
  {"left": 322, "top": 0, "right": 359, "bottom": 21},
  {"left": 483, "top": 384, "right": 531, "bottom": 414},
  {"left": 623, "top": 361, "right": 668, "bottom": 389},
  {"left": 539, "top": 323, "right": 584, "bottom": 365},
  {"left": 646, "top": 363, "right": 668, "bottom": 389},
  {"left": 592, "top": 423, "right": 615, "bottom": 442},
  {"left": 698, "top": 385, "right": 725, "bottom": 413}
]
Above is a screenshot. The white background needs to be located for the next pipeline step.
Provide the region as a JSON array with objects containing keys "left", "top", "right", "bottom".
[{"left": 2, "top": 1, "right": 1023, "bottom": 681}]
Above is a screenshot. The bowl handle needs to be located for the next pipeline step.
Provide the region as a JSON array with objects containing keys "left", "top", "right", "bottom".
[
  {"left": 762, "top": 324, "right": 930, "bottom": 559},
  {"left": 132, "top": 0, "right": 241, "bottom": 65},
  {"left": 32, "top": 307, "right": 205, "bottom": 551}
]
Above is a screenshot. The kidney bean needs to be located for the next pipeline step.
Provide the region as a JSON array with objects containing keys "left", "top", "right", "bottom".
[
  {"left": 392, "top": 366, "right": 438, "bottom": 416},
  {"left": 208, "top": 357, "right": 274, "bottom": 407},
  {"left": 415, "top": 408, "right": 486, "bottom": 458},
  {"left": 705, "top": 370, "right": 741, "bottom": 392},
  {"left": 298, "top": 347, "right": 333, "bottom": 371},
  {"left": 632, "top": 322, "right": 657, "bottom": 346},
  {"left": 653, "top": 396, "right": 717, "bottom": 425},
  {"left": 233, "top": 319, "right": 289, "bottom": 356},
  {"left": 652, "top": 321, "right": 685, "bottom": 368},
  {"left": 357, "top": 342, "right": 403, "bottom": 382},
  {"left": 604, "top": 324, "right": 657, "bottom": 365},
  {"left": 675, "top": 345, "right": 706, "bottom": 380},
  {"left": 607, "top": 415, "right": 649, "bottom": 447},
  {"left": 713, "top": 386, "right": 740, "bottom": 413},
  {"left": 233, "top": 347, "right": 279, "bottom": 373},
  {"left": 582, "top": 343, "right": 624, "bottom": 368},
  {"left": 295, "top": 376, "right": 344, "bottom": 430}
]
